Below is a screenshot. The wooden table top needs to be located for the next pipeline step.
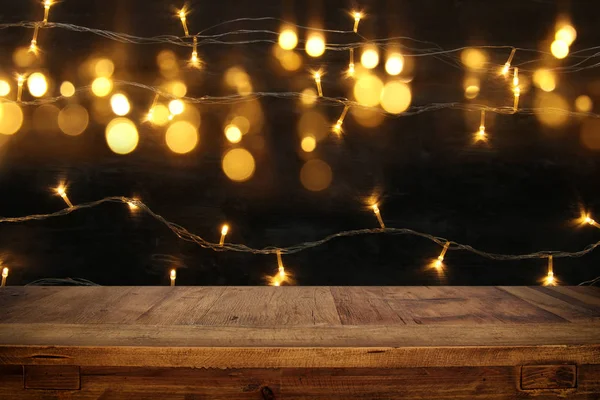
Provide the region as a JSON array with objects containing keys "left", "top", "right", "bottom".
[{"left": 0, "top": 286, "right": 598, "bottom": 348}]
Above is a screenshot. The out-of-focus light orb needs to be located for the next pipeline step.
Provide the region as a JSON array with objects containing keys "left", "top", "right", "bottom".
[
  {"left": 58, "top": 104, "right": 89, "bottom": 136},
  {"left": 580, "top": 119, "right": 600, "bottom": 150},
  {"left": 575, "top": 95, "right": 593, "bottom": 112},
  {"left": 353, "top": 74, "right": 384, "bottom": 107},
  {"left": 460, "top": 48, "right": 487, "bottom": 69},
  {"left": 13, "top": 47, "right": 36, "bottom": 67},
  {"left": 94, "top": 58, "right": 115, "bottom": 78},
  {"left": 110, "top": 93, "right": 130, "bottom": 116},
  {"left": 150, "top": 104, "right": 170, "bottom": 126},
  {"left": 0, "top": 103, "right": 23, "bottom": 135},
  {"left": 179, "top": 104, "right": 201, "bottom": 129},
  {"left": 551, "top": 40, "right": 569, "bottom": 59},
  {"left": 300, "top": 88, "right": 318, "bottom": 107},
  {"left": 305, "top": 34, "right": 325, "bottom": 58},
  {"left": 464, "top": 85, "right": 480, "bottom": 99},
  {"left": 380, "top": 81, "right": 411, "bottom": 114},
  {"left": 222, "top": 148, "right": 255, "bottom": 182},
  {"left": 279, "top": 50, "right": 302, "bottom": 71},
  {"left": 225, "top": 124, "right": 242, "bottom": 143},
  {"left": 157, "top": 50, "right": 179, "bottom": 78},
  {"left": 60, "top": 81, "right": 75, "bottom": 97},
  {"left": 533, "top": 69, "right": 556, "bottom": 92},
  {"left": 168, "top": 99, "right": 185, "bottom": 116},
  {"left": 534, "top": 92, "right": 569, "bottom": 127},
  {"left": 168, "top": 80, "right": 187, "bottom": 97},
  {"left": 33, "top": 104, "right": 60, "bottom": 133},
  {"left": 27, "top": 72, "right": 48, "bottom": 97},
  {"left": 166, "top": 120, "right": 198, "bottom": 154},
  {"left": 297, "top": 110, "right": 328, "bottom": 140},
  {"left": 301, "top": 135, "right": 316, "bottom": 152},
  {"left": 279, "top": 28, "right": 298, "bottom": 50},
  {"left": 231, "top": 115, "right": 250, "bottom": 134},
  {"left": 555, "top": 24, "right": 577, "bottom": 46},
  {"left": 361, "top": 47, "right": 380, "bottom": 69},
  {"left": 385, "top": 53, "right": 404, "bottom": 76},
  {"left": 91, "top": 77, "right": 113, "bottom": 97},
  {"left": 105, "top": 117, "right": 139, "bottom": 154},
  {"left": 351, "top": 106, "right": 384, "bottom": 128},
  {"left": 300, "top": 159, "right": 332, "bottom": 192},
  {"left": 224, "top": 67, "right": 250, "bottom": 88},
  {"left": 0, "top": 80, "right": 10, "bottom": 96}
]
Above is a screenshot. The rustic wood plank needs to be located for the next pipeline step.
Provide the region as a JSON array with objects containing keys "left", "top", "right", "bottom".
[
  {"left": 330, "top": 287, "right": 408, "bottom": 325},
  {"left": 24, "top": 365, "right": 80, "bottom": 390},
  {"left": 520, "top": 365, "right": 576, "bottom": 389},
  {"left": 498, "top": 287, "right": 600, "bottom": 321},
  {"left": 548, "top": 287, "right": 600, "bottom": 308},
  {"left": 535, "top": 287, "right": 600, "bottom": 314},
  {"left": 0, "top": 365, "right": 23, "bottom": 393}
]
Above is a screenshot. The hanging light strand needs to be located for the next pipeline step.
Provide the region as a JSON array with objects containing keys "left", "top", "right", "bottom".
[
  {"left": 501, "top": 48, "right": 516, "bottom": 76},
  {"left": 333, "top": 105, "right": 350, "bottom": 134}
]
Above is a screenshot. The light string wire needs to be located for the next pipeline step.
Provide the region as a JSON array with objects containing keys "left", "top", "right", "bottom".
[{"left": 1, "top": 196, "right": 600, "bottom": 262}]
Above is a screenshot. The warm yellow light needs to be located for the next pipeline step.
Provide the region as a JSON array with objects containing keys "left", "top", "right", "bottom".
[
  {"left": 300, "top": 159, "right": 332, "bottom": 192},
  {"left": 361, "top": 47, "right": 380, "bottom": 70},
  {"left": 110, "top": 93, "right": 131, "bottom": 116},
  {"left": 513, "top": 67, "right": 519, "bottom": 88},
  {"left": 170, "top": 269, "right": 176, "bottom": 286},
  {"left": 551, "top": 39, "right": 569, "bottom": 59},
  {"left": 533, "top": 69, "right": 556, "bottom": 92},
  {"left": 1, "top": 267, "right": 7, "bottom": 287},
  {"left": 231, "top": 115, "right": 250, "bottom": 134},
  {"left": 500, "top": 48, "right": 517, "bottom": 77},
  {"left": 168, "top": 99, "right": 185, "bottom": 117},
  {"left": 279, "top": 28, "right": 298, "bottom": 50},
  {"left": 219, "top": 224, "right": 229, "bottom": 246},
  {"left": 543, "top": 255, "right": 557, "bottom": 286},
  {"left": 313, "top": 70, "right": 324, "bottom": 97},
  {"left": 0, "top": 103, "right": 24, "bottom": 135},
  {"left": 555, "top": 24, "right": 576, "bottom": 46},
  {"left": 27, "top": 72, "right": 48, "bottom": 97},
  {"left": 371, "top": 204, "right": 385, "bottom": 228},
  {"left": 278, "top": 50, "right": 302, "bottom": 71},
  {"left": 575, "top": 95, "right": 593, "bottom": 112},
  {"left": 301, "top": 135, "right": 316, "bottom": 152},
  {"left": 276, "top": 250, "right": 286, "bottom": 280},
  {"left": 534, "top": 92, "right": 569, "bottom": 127},
  {"left": 305, "top": 34, "right": 325, "bottom": 58},
  {"left": 460, "top": 48, "right": 487, "bottom": 69},
  {"left": 151, "top": 104, "right": 170, "bottom": 126},
  {"left": 225, "top": 124, "right": 242, "bottom": 143},
  {"left": 464, "top": 85, "right": 480, "bottom": 100},
  {"left": 169, "top": 81, "right": 187, "bottom": 98},
  {"left": 385, "top": 53, "right": 404, "bottom": 76},
  {"left": 0, "top": 80, "right": 10, "bottom": 96},
  {"left": 435, "top": 241, "right": 451, "bottom": 269},
  {"left": 300, "top": 88, "right": 318, "bottom": 106},
  {"left": 105, "top": 117, "right": 139, "bottom": 155},
  {"left": 189, "top": 36, "right": 200, "bottom": 68},
  {"left": 91, "top": 77, "right": 113, "bottom": 97},
  {"left": 43, "top": 0, "right": 53, "bottom": 23},
  {"left": 272, "top": 278, "right": 281, "bottom": 287},
  {"left": 56, "top": 185, "right": 73, "bottom": 208},
  {"left": 352, "top": 11, "right": 362, "bottom": 32},
  {"left": 59, "top": 81, "right": 75, "bottom": 97},
  {"left": 582, "top": 213, "right": 600, "bottom": 228},
  {"left": 58, "top": 104, "right": 89, "bottom": 136},
  {"left": 353, "top": 74, "right": 383, "bottom": 107},
  {"left": 380, "top": 81, "right": 412, "bottom": 114},
  {"left": 177, "top": 7, "right": 189, "bottom": 36},
  {"left": 222, "top": 148, "right": 256, "bottom": 182},
  {"left": 166, "top": 120, "right": 198, "bottom": 154},
  {"left": 475, "top": 110, "right": 487, "bottom": 142},
  {"left": 94, "top": 59, "right": 115, "bottom": 78},
  {"left": 128, "top": 200, "right": 138, "bottom": 210}
]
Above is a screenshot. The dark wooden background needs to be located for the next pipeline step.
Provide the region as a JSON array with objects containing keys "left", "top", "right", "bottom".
[{"left": 0, "top": 0, "right": 599, "bottom": 285}]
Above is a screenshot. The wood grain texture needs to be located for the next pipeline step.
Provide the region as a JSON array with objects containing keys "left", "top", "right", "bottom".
[
  {"left": 520, "top": 365, "right": 576, "bottom": 389},
  {"left": 24, "top": 365, "right": 80, "bottom": 390}
]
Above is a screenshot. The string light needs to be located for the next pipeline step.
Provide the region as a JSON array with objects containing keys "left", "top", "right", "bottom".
[
  {"left": 475, "top": 109, "right": 487, "bottom": 142},
  {"left": 348, "top": 48, "right": 355, "bottom": 77},
  {"left": 583, "top": 214, "right": 600, "bottom": 229},
  {"left": 1, "top": 267, "right": 8, "bottom": 287},
  {"left": 177, "top": 7, "right": 189, "bottom": 36},
  {"left": 543, "top": 255, "right": 556, "bottom": 286},
  {"left": 146, "top": 93, "right": 160, "bottom": 122},
  {"left": 56, "top": 185, "right": 74, "bottom": 208},
  {"left": 276, "top": 250, "right": 286, "bottom": 279},
  {"left": 434, "top": 241, "right": 451, "bottom": 269},
  {"left": 43, "top": 0, "right": 53, "bottom": 24},
  {"left": 170, "top": 269, "right": 176, "bottom": 286},
  {"left": 189, "top": 36, "right": 200, "bottom": 68},
  {"left": 29, "top": 25, "right": 40, "bottom": 54},
  {"left": 501, "top": 48, "right": 516, "bottom": 76},
  {"left": 219, "top": 224, "right": 229, "bottom": 246},
  {"left": 332, "top": 105, "right": 350, "bottom": 135},
  {"left": 313, "top": 70, "right": 323, "bottom": 97},
  {"left": 512, "top": 67, "right": 520, "bottom": 111},
  {"left": 127, "top": 199, "right": 139, "bottom": 210},
  {"left": 15, "top": 74, "right": 26, "bottom": 102},
  {"left": 371, "top": 204, "right": 385, "bottom": 229},
  {"left": 353, "top": 11, "right": 363, "bottom": 33}
]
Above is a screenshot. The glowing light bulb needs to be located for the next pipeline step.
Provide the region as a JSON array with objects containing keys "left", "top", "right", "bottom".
[
  {"left": 29, "top": 25, "right": 40, "bottom": 55},
  {"left": 16, "top": 74, "right": 26, "bottom": 103},
  {"left": 190, "top": 36, "right": 200, "bottom": 68},
  {"left": 543, "top": 255, "right": 556, "bottom": 286},
  {"left": 434, "top": 242, "right": 451, "bottom": 269},
  {"left": 146, "top": 93, "right": 160, "bottom": 123},
  {"left": 512, "top": 68, "right": 520, "bottom": 111},
  {"left": 1, "top": 267, "right": 8, "bottom": 287},
  {"left": 385, "top": 53, "right": 404, "bottom": 76},
  {"left": 127, "top": 199, "right": 139, "bottom": 211},
  {"left": 305, "top": 34, "right": 325, "bottom": 58},
  {"left": 43, "top": 0, "right": 53, "bottom": 24},
  {"left": 110, "top": 93, "right": 131, "bottom": 116},
  {"left": 272, "top": 279, "right": 281, "bottom": 287},
  {"left": 278, "top": 28, "right": 298, "bottom": 50},
  {"left": 501, "top": 48, "right": 516, "bottom": 76},
  {"left": 361, "top": 46, "right": 380, "bottom": 69},
  {"left": 170, "top": 269, "right": 176, "bottom": 286},
  {"left": 347, "top": 48, "right": 355, "bottom": 77},
  {"left": 219, "top": 224, "right": 229, "bottom": 246},
  {"left": 583, "top": 214, "right": 600, "bottom": 229},
  {"left": 313, "top": 71, "right": 323, "bottom": 97},
  {"left": 332, "top": 105, "right": 350, "bottom": 135},
  {"left": 475, "top": 110, "right": 487, "bottom": 142},
  {"left": 371, "top": 204, "right": 385, "bottom": 229},
  {"left": 168, "top": 99, "right": 185, "bottom": 120},
  {"left": 513, "top": 67, "right": 519, "bottom": 88},
  {"left": 551, "top": 39, "right": 569, "bottom": 59},
  {"left": 353, "top": 11, "right": 362, "bottom": 33},
  {"left": 177, "top": 7, "right": 189, "bottom": 36},
  {"left": 56, "top": 185, "right": 74, "bottom": 208},
  {"left": 276, "top": 250, "right": 286, "bottom": 280}
]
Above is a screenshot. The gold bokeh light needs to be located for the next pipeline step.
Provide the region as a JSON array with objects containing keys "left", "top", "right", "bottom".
[
  {"left": 110, "top": 93, "right": 130, "bottom": 116},
  {"left": 305, "top": 33, "right": 325, "bottom": 58},
  {"left": 380, "top": 81, "right": 411, "bottom": 114},
  {"left": 166, "top": 120, "right": 198, "bottom": 154},
  {"left": 225, "top": 124, "right": 242, "bottom": 143},
  {"left": 278, "top": 28, "right": 298, "bottom": 50},
  {"left": 0, "top": 102, "right": 23, "bottom": 135},
  {"left": 60, "top": 81, "right": 75, "bottom": 97},
  {"left": 385, "top": 53, "right": 404, "bottom": 76},
  {"left": 301, "top": 135, "right": 316, "bottom": 152},
  {"left": 300, "top": 159, "right": 332, "bottom": 191},
  {"left": 222, "top": 148, "right": 256, "bottom": 182},
  {"left": 58, "top": 104, "right": 89, "bottom": 136},
  {"left": 0, "top": 80, "right": 10, "bottom": 96},
  {"left": 361, "top": 46, "right": 380, "bottom": 69},
  {"left": 27, "top": 72, "right": 48, "bottom": 97},
  {"left": 460, "top": 48, "right": 487, "bottom": 69},
  {"left": 533, "top": 69, "right": 556, "bottom": 92},
  {"left": 94, "top": 58, "right": 115, "bottom": 78},
  {"left": 353, "top": 74, "right": 384, "bottom": 107},
  {"left": 551, "top": 40, "right": 569, "bottom": 59},
  {"left": 105, "top": 117, "right": 139, "bottom": 154},
  {"left": 575, "top": 95, "right": 593, "bottom": 112},
  {"left": 92, "top": 77, "right": 113, "bottom": 97}
]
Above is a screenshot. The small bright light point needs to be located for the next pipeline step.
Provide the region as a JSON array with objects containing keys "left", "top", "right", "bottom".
[
  {"left": 1, "top": 267, "right": 7, "bottom": 278},
  {"left": 59, "top": 81, "right": 75, "bottom": 97},
  {"left": 0, "top": 103, "right": 24, "bottom": 135},
  {"left": 301, "top": 135, "right": 316, "bottom": 152},
  {"left": 551, "top": 39, "right": 569, "bottom": 59},
  {"left": 128, "top": 201, "right": 138, "bottom": 210},
  {"left": 221, "top": 225, "right": 229, "bottom": 236},
  {"left": 385, "top": 53, "right": 404, "bottom": 76},
  {"left": 272, "top": 279, "right": 281, "bottom": 287},
  {"left": 353, "top": 11, "right": 362, "bottom": 20},
  {"left": 305, "top": 34, "right": 325, "bottom": 58},
  {"left": 168, "top": 99, "right": 185, "bottom": 116},
  {"left": 27, "top": 72, "right": 48, "bottom": 97},
  {"left": 56, "top": 186, "right": 65, "bottom": 196},
  {"left": 544, "top": 271, "right": 556, "bottom": 286},
  {"left": 279, "top": 28, "right": 298, "bottom": 50},
  {"left": 575, "top": 95, "right": 593, "bottom": 112},
  {"left": 225, "top": 124, "right": 242, "bottom": 143},
  {"left": 361, "top": 47, "right": 380, "bottom": 69},
  {"left": 555, "top": 24, "right": 577, "bottom": 46},
  {"left": 170, "top": 269, "right": 176, "bottom": 279},
  {"left": 110, "top": 93, "right": 131, "bottom": 116},
  {"left": 0, "top": 80, "right": 10, "bottom": 96},
  {"left": 91, "top": 77, "right": 113, "bottom": 97},
  {"left": 105, "top": 118, "right": 139, "bottom": 155}
]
